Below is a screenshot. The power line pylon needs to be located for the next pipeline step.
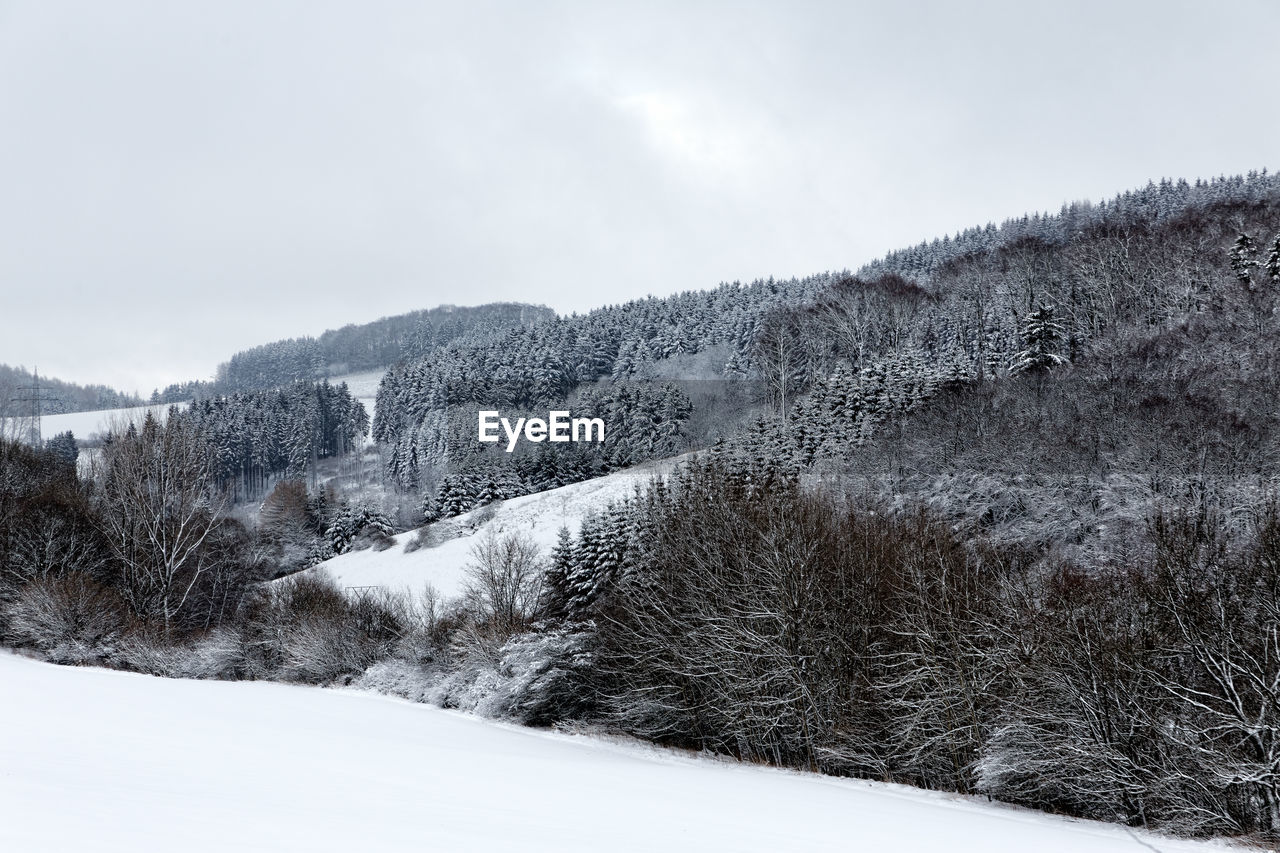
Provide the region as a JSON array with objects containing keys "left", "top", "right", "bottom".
[{"left": 10, "top": 367, "right": 60, "bottom": 445}]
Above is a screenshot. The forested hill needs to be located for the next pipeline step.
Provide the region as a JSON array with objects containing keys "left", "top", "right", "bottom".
[
  {"left": 372, "top": 171, "right": 1280, "bottom": 509},
  {"left": 0, "top": 364, "right": 143, "bottom": 416},
  {"left": 149, "top": 302, "right": 556, "bottom": 401},
  {"left": 372, "top": 274, "right": 841, "bottom": 491},
  {"left": 217, "top": 302, "right": 555, "bottom": 392},
  {"left": 719, "top": 168, "right": 1280, "bottom": 559},
  {"left": 859, "top": 170, "right": 1280, "bottom": 280}
]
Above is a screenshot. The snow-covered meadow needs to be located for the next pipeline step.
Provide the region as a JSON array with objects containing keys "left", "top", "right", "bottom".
[
  {"left": 0, "top": 652, "right": 1234, "bottom": 853},
  {"left": 7, "top": 368, "right": 382, "bottom": 446},
  {"left": 328, "top": 368, "right": 383, "bottom": 437},
  {"left": 13, "top": 402, "right": 184, "bottom": 444},
  {"left": 301, "top": 455, "right": 686, "bottom": 601}
]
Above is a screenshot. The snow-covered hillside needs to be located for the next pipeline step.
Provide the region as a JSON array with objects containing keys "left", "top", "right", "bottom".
[
  {"left": 303, "top": 456, "right": 686, "bottom": 601},
  {"left": 12, "top": 402, "right": 184, "bottom": 443},
  {"left": 8, "top": 369, "right": 383, "bottom": 446},
  {"left": 328, "top": 368, "right": 383, "bottom": 436},
  {"left": 0, "top": 652, "right": 1231, "bottom": 853}
]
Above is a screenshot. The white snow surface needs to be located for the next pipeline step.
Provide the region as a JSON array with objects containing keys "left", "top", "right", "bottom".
[
  {"left": 328, "top": 368, "right": 384, "bottom": 402},
  {"left": 0, "top": 651, "right": 1233, "bottom": 853},
  {"left": 12, "top": 402, "right": 185, "bottom": 443},
  {"left": 328, "top": 369, "right": 383, "bottom": 442},
  {"left": 303, "top": 456, "right": 686, "bottom": 601},
  {"left": 11, "top": 369, "right": 382, "bottom": 446}
]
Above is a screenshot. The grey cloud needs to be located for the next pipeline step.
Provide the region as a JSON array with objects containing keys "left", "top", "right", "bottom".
[{"left": 0, "top": 0, "right": 1276, "bottom": 393}]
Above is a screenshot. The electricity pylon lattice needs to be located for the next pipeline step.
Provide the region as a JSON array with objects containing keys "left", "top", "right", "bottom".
[{"left": 10, "top": 367, "right": 60, "bottom": 446}]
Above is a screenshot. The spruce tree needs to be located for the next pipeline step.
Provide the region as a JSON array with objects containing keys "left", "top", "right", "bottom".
[
  {"left": 44, "top": 431, "right": 78, "bottom": 468},
  {"left": 1265, "top": 234, "right": 1280, "bottom": 284},
  {"left": 541, "top": 526, "right": 577, "bottom": 620},
  {"left": 1230, "top": 233, "right": 1260, "bottom": 287},
  {"left": 1011, "top": 304, "right": 1069, "bottom": 374},
  {"left": 420, "top": 488, "right": 441, "bottom": 524}
]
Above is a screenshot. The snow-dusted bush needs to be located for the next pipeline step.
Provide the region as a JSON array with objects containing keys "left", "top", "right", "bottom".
[
  {"left": 353, "top": 659, "right": 443, "bottom": 704},
  {"left": 112, "top": 629, "right": 244, "bottom": 679},
  {"left": 426, "top": 627, "right": 595, "bottom": 724},
  {"left": 402, "top": 529, "right": 427, "bottom": 553},
  {"left": 2, "top": 573, "right": 126, "bottom": 664},
  {"left": 237, "top": 572, "right": 407, "bottom": 684}
]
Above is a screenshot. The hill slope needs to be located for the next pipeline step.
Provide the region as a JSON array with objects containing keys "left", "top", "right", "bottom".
[
  {"left": 210, "top": 302, "right": 554, "bottom": 396},
  {"left": 0, "top": 652, "right": 1230, "bottom": 853},
  {"left": 304, "top": 455, "right": 686, "bottom": 601},
  {"left": 0, "top": 364, "right": 143, "bottom": 418}
]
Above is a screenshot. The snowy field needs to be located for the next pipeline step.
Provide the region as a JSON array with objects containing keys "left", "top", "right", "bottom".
[
  {"left": 303, "top": 456, "right": 686, "bottom": 601},
  {"left": 329, "top": 368, "right": 384, "bottom": 438},
  {"left": 0, "top": 652, "right": 1233, "bottom": 853},
  {"left": 6, "top": 401, "right": 185, "bottom": 443},
  {"left": 3, "top": 369, "right": 382, "bottom": 448},
  {"left": 329, "top": 367, "right": 384, "bottom": 402}
]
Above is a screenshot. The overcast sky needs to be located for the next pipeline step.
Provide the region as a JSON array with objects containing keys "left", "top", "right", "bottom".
[{"left": 1, "top": 0, "right": 1277, "bottom": 394}]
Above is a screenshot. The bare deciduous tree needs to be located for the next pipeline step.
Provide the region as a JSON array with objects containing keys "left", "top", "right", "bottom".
[
  {"left": 94, "top": 412, "right": 229, "bottom": 632},
  {"left": 462, "top": 530, "right": 543, "bottom": 644}
]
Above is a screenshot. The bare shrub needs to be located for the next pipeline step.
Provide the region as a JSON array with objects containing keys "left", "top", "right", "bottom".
[
  {"left": 471, "top": 502, "right": 500, "bottom": 525},
  {"left": 391, "top": 583, "right": 445, "bottom": 664},
  {"left": 237, "top": 572, "right": 408, "bottom": 684},
  {"left": 459, "top": 530, "right": 542, "bottom": 658},
  {"left": 3, "top": 572, "right": 127, "bottom": 663},
  {"left": 403, "top": 524, "right": 438, "bottom": 554}
]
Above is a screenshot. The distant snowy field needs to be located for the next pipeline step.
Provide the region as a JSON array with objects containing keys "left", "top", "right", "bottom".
[
  {"left": 303, "top": 456, "right": 686, "bottom": 601},
  {"left": 13, "top": 402, "right": 184, "bottom": 443},
  {"left": 330, "top": 368, "right": 384, "bottom": 401},
  {"left": 0, "top": 653, "right": 1231, "bottom": 853},
  {"left": 6, "top": 369, "right": 384, "bottom": 446},
  {"left": 329, "top": 368, "right": 383, "bottom": 433}
]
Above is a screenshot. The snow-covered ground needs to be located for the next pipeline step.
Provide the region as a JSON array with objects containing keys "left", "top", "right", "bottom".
[
  {"left": 329, "top": 369, "right": 384, "bottom": 440},
  {"left": 329, "top": 368, "right": 384, "bottom": 403},
  {"left": 0, "top": 652, "right": 1232, "bottom": 853},
  {"left": 7, "top": 401, "right": 185, "bottom": 444},
  {"left": 6, "top": 369, "right": 382, "bottom": 447},
  {"left": 303, "top": 456, "right": 686, "bottom": 601}
]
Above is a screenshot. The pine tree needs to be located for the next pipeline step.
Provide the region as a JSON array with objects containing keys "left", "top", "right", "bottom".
[
  {"left": 437, "top": 475, "right": 471, "bottom": 518},
  {"left": 326, "top": 505, "right": 357, "bottom": 554},
  {"left": 326, "top": 503, "right": 393, "bottom": 554},
  {"left": 44, "top": 431, "right": 78, "bottom": 468},
  {"left": 540, "top": 526, "right": 577, "bottom": 620},
  {"left": 420, "top": 488, "right": 441, "bottom": 524},
  {"left": 565, "top": 510, "right": 629, "bottom": 618},
  {"left": 1230, "top": 233, "right": 1260, "bottom": 287},
  {"left": 1011, "top": 304, "right": 1069, "bottom": 374},
  {"left": 1265, "top": 234, "right": 1280, "bottom": 284}
]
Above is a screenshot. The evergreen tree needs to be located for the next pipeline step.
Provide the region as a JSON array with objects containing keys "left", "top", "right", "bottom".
[
  {"left": 437, "top": 475, "right": 472, "bottom": 518},
  {"left": 540, "top": 526, "right": 577, "bottom": 620},
  {"left": 43, "top": 431, "right": 78, "bottom": 468},
  {"left": 1011, "top": 305, "right": 1069, "bottom": 374},
  {"left": 1265, "top": 234, "right": 1280, "bottom": 284},
  {"left": 420, "top": 488, "right": 441, "bottom": 524},
  {"left": 325, "top": 503, "right": 393, "bottom": 554},
  {"left": 1230, "top": 233, "right": 1260, "bottom": 287}
]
